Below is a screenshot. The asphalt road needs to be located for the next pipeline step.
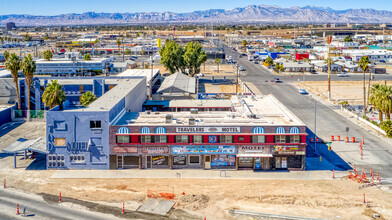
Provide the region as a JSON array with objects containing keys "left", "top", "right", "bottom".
[
  {"left": 218, "top": 41, "right": 392, "bottom": 179},
  {"left": 0, "top": 189, "right": 123, "bottom": 220}
]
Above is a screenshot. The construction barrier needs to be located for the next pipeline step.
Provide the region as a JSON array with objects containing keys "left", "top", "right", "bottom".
[
  {"left": 353, "top": 164, "right": 356, "bottom": 172},
  {"left": 59, "top": 192, "right": 62, "bottom": 203},
  {"left": 147, "top": 190, "right": 175, "bottom": 200},
  {"left": 363, "top": 193, "right": 366, "bottom": 204},
  {"left": 316, "top": 137, "right": 319, "bottom": 143},
  {"left": 345, "top": 137, "right": 349, "bottom": 142},
  {"left": 122, "top": 202, "right": 125, "bottom": 214},
  {"left": 352, "top": 137, "right": 355, "bottom": 143},
  {"left": 331, "top": 135, "right": 334, "bottom": 141},
  {"left": 333, "top": 169, "right": 335, "bottom": 179},
  {"left": 337, "top": 136, "right": 340, "bottom": 141},
  {"left": 17, "top": 203, "right": 20, "bottom": 215},
  {"left": 310, "top": 138, "right": 313, "bottom": 143},
  {"left": 363, "top": 138, "right": 365, "bottom": 145}
]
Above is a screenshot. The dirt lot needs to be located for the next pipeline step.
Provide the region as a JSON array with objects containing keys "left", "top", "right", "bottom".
[
  {"left": 296, "top": 80, "right": 392, "bottom": 105},
  {"left": 154, "top": 64, "right": 235, "bottom": 76},
  {"left": 1, "top": 122, "right": 392, "bottom": 219}
]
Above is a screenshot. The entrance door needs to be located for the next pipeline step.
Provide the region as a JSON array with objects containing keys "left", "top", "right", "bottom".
[
  {"left": 146, "top": 155, "right": 152, "bottom": 169},
  {"left": 205, "top": 155, "right": 211, "bottom": 169},
  {"left": 117, "top": 155, "right": 123, "bottom": 169},
  {"left": 262, "top": 158, "right": 269, "bottom": 170}
]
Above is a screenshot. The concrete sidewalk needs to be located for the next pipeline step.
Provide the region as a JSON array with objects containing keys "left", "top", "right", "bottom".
[{"left": 51, "top": 169, "right": 346, "bottom": 180}]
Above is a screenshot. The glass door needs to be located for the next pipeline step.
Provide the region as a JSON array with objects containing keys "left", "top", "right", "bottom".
[
  {"left": 117, "top": 155, "right": 123, "bottom": 169},
  {"left": 146, "top": 155, "right": 152, "bottom": 169}
]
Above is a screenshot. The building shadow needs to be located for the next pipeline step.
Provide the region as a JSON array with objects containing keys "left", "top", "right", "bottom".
[
  {"left": 305, "top": 127, "right": 352, "bottom": 171},
  {"left": 26, "top": 154, "right": 46, "bottom": 170},
  {"left": 0, "top": 121, "right": 25, "bottom": 138}
]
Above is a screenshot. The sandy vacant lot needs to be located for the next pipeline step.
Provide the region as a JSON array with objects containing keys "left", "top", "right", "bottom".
[
  {"left": 296, "top": 81, "right": 392, "bottom": 105},
  {"left": 154, "top": 64, "right": 235, "bottom": 76},
  {"left": 1, "top": 124, "right": 391, "bottom": 219}
]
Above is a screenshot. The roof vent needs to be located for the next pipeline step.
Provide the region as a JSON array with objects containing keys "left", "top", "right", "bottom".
[
  {"left": 146, "top": 110, "right": 151, "bottom": 115},
  {"left": 190, "top": 109, "right": 198, "bottom": 114},
  {"left": 166, "top": 114, "right": 173, "bottom": 124},
  {"left": 189, "top": 116, "right": 196, "bottom": 125}
]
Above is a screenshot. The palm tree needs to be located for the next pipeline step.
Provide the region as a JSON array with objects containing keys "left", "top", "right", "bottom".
[
  {"left": 84, "top": 54, "right": 91, "bottom": 61},
  {"left": 42, "top": 80, "right": 66, "bottom": 110},
  {"left": 80, "top": 91, "right": 97, "bottom": 107},
  {"left": 5, "top": 53, "right": 22, "bottom": 109},
  {"left": 358, "top": 56, "right": 370, "bottom": 116},
  {"left": 22, "top": 54, "right": 36, "bottom": 110},
  {"left": 116, "top": 38, "right": 122, "bottom": 53},
  {"left": 379, "top": 85, "right": 392, "bottom": 121},
  {"left": 3, "top": 50, "right": 9, "bottom": 61},
  {"left": 215, "top": 58, "right": 220, "bottom": 73},
  {"left": 369, "top": 84, "right": 384, "bottom": 122},
  {"left": 241, "top": 40, "right": 247, "bottom": 53}
]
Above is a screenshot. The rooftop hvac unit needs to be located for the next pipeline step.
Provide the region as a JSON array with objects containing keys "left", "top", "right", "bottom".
[
  {"left": 190, "top": 108, "right": 198, "bottom": 114},
  {"left": 146, "top": 110, "right": 151, "bottom": 115},
  {"left": 189, "top": 116, "right": 196, "bottom": 125},
  {"left": 166, "top": 114, "right": 173, "bottom": 124}
]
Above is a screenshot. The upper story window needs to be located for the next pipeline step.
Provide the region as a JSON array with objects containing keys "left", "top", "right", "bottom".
[
  {"left": 176, "top": 135, "right": 189, "bottom": 143},
  {"left": 193, "top": 135, "right": 203, "bottom": 143},
  {"left": 252, "top": 136, "right": 265, "bottom": 143},
  {"left": 219, "top": 136, "right": 233, "bottom": 143},
  {"left": 290, "top": 135, "right": 300, "bottom": 143},
  {"left": 90, "top": 120, "right": 101, "bottom": 129},
  {"left": 154, "top": 135, "right": 167, "bottom": 143},
  {"left": 117, "top": 135, "right": 130, "bottom": 144},
  {"left": 275, "top": 135, "right": 286, "bottom": 143},
  {"left": 140, "top": 135, "right": 151, "bottom": 143}
]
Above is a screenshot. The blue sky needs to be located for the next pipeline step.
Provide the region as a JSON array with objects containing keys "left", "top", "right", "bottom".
[{"left": 1, "top": 0, "right": 391, "bottom": 15}]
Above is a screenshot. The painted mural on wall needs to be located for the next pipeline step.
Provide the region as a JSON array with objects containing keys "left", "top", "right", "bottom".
[
  {"left": 211, "top": 155, "right": 236, "bottom": 166},
  {"left": 172, "top": 145, "right": 236, "bottom": 154}
]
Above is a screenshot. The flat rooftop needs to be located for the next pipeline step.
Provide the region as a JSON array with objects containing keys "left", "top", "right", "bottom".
[
  {"left": 66, "top": 78, "right": 145, "bottom": 112},
  {"left": 115, "top": 69, "right": 160, "bottom": 85},
  {"left": 115, "top": 95, "right": 304, "bottom": 126},
  {"left": 168, "top": 99, "right": 232, "bottom": 108}
]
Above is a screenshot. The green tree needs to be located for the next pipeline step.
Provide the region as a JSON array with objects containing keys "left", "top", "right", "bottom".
[
  {"left": 22, "top": 54, "right": 36, "bottom": 110},
  {"left": 159, "top": 40, "right": 185, "bottom": 74},
  {"left": 24, "top": 33, "right": 32, "bottom": 41},
  {"left": 42, "top": 80, "right": 66, "bottom": 110},
  {"left": 43, "top": 50, "right": 53, "bottom": 61},
  {"left": 344, "top": 36, "right": 352, "bottom": 42},
  {"left": 265, "top": 56, "right": 273, "bottom": 66},
  {"left": 140, "top": 49, "right": 146, "bottom": 55},
  {"left": 358, "top": 56, "right": 370, "bottom": 116},
  {"left": 183, "top": 41, "right": 207, "bottom": 77},
  {"left": 242, "top": 40, "right": 247, "bottom": 53},
  {"left": 214, "top": 58, "right": 220, "bottom": 73},
  {"left": 124, "top": 48, "right": 131, "bottom": 55},
  {"left": 84, "top": 53, "right": 91, "bottom": 61},
  {"left": 80, "top": 91, "right": 97, "bottom": 107},
  {"left": 3, "top": 50, "right": 9, "bottom": 61},
  {"left": 5, "top": 53, "right": 22, "bottom": 109},
  {"left": 116, "top": 38, "right": 122, "bottom": 53}
]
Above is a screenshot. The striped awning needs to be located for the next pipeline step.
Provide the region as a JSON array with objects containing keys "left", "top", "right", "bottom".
[
  {"left": 117, "top": 127, "right": 129, "bottom": 134},
  {"left": 252, "top": 127, "right": 265, "bottom": 134},
  {"left": 141, "top": 127, "right": 151, "bottom": 134},
  {"left": 276, "top": 127, "right": 286, "bottom": 134},
  {"left": 155, "top": 127, "right": 166, "bottom": 134},
  {"left": 289, "top": 127, "right": 300, "bottom": 134}
]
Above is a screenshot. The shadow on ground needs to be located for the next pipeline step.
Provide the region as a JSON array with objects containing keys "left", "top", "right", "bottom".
[
  {"left": 26, "top": 154, "right": 46, "bottom": 170},
  {"left": 306, "top": 128, "right": 352, "bottom": 171}
]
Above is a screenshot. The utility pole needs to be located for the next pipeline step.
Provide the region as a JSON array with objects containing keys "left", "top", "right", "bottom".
[
  {"left": 327, "top": 35, "right": 332, "bottom": 100},
  {"left": 236, "top": 64, "right": 239, "bottom": 94},
  {"left": 314, "top": 101, "right": 317, "bottom": 154},
  {"left": 150, "top": 55, "right": 154, "bottom": 100}
]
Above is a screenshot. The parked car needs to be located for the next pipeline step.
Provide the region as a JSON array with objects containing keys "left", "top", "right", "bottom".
[
  {"left": 239, "top": 66, "right": 245, "bottom": 71},
  {"left": 195, "top": 73, "right": 204, "bottom": 77},
  {"left": 298, "top": 89, "right": 308, "bottom": 94},
  {"left": 337, "top": 72, "right": 349, "bottom": 77},
  {"left": 379, "top": 60, "right": 386, "bottom": 63},
  {"left": 253, "top": 60, "right": 259, "bottom": 64}
]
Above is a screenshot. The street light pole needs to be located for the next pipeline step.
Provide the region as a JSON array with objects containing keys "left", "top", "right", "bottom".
[
  {"left": 150, "top": 54, "right": 154, "bottom": 100},
  {"left": 236, "top": 64, "right": 239, "bottom": 94}
]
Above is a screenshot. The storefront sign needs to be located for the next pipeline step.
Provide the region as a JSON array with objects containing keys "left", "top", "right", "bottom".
[
  {"left": 113, "top": 146, "right": 138, "bottom": 154},
  {"left": 238, "top": 146, "right": 268, "bottom": 154},
  {"left": 142, "top": 146, "right": 169, "bottom": 154},
  {"left": 176, "top": 127, "right": 241, "bottom": 133},
  {"left": 274, "top": 146, "right": 305, "bottom": 155},
  {"left": 172, "top": 145, "right": 236, "bottom": 154},
  {"left": 211, "top": 155, "right": 236, "bottom": 166}
]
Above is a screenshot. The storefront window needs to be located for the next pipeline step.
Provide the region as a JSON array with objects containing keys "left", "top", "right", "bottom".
[
  {"left": 275, "top": 157, "right": 287, "bottom": 169},
  {"left": 193, "top": 135, "right": 203, "bottom": 143},
  {"left": 116, "top": 135, "right": 130, "bottom": 143},
  {"left": 176, "top": 135, "right": 189, "bottom": 143},
  {"left": 189, "top": 155, "right": 200, "bottom": 164},
  {"left": 238, "top": 157, "right": 253, "bottom": 168},
  {"left": 140, "top": 135, "right": 151, "bottom": 143},
  {"left": 152, "top": 156, "right": 169, "bottom": 166},
  {"left": 252, "top": 136, "right": 265, "bottom": 143},
  {"left": 173, "top": 155, "right": 187, "bottom": 165},
  {"left": 154, "top": 135, "right": 167, "bottom": 143},
  {"left": 275, "top": 135, "right": 286, "bottom": 143},
  {"left": 290, "top": 135, "right": 300, "bottom": 143},
  {"left": 219, "top": 135, "right": 233, "bottom": 143}
]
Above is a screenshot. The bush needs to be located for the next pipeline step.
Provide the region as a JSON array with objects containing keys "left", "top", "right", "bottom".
[{"left": 380, "top": 120, "right": 392, "bottom": 138}]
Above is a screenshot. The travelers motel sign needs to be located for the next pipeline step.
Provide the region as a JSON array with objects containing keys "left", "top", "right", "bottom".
[{"left": 176, "top": 127, "right": 241, "bottom": 133}]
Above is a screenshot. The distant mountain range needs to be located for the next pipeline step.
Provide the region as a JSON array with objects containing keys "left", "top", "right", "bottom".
[{"left": 2, "top": 5, "right": 392, "bottom": 26}]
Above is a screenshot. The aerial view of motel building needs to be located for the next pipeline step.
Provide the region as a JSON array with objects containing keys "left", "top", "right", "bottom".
[{"left": 46, "top": 75, "right": 307, "bottom": 171}]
